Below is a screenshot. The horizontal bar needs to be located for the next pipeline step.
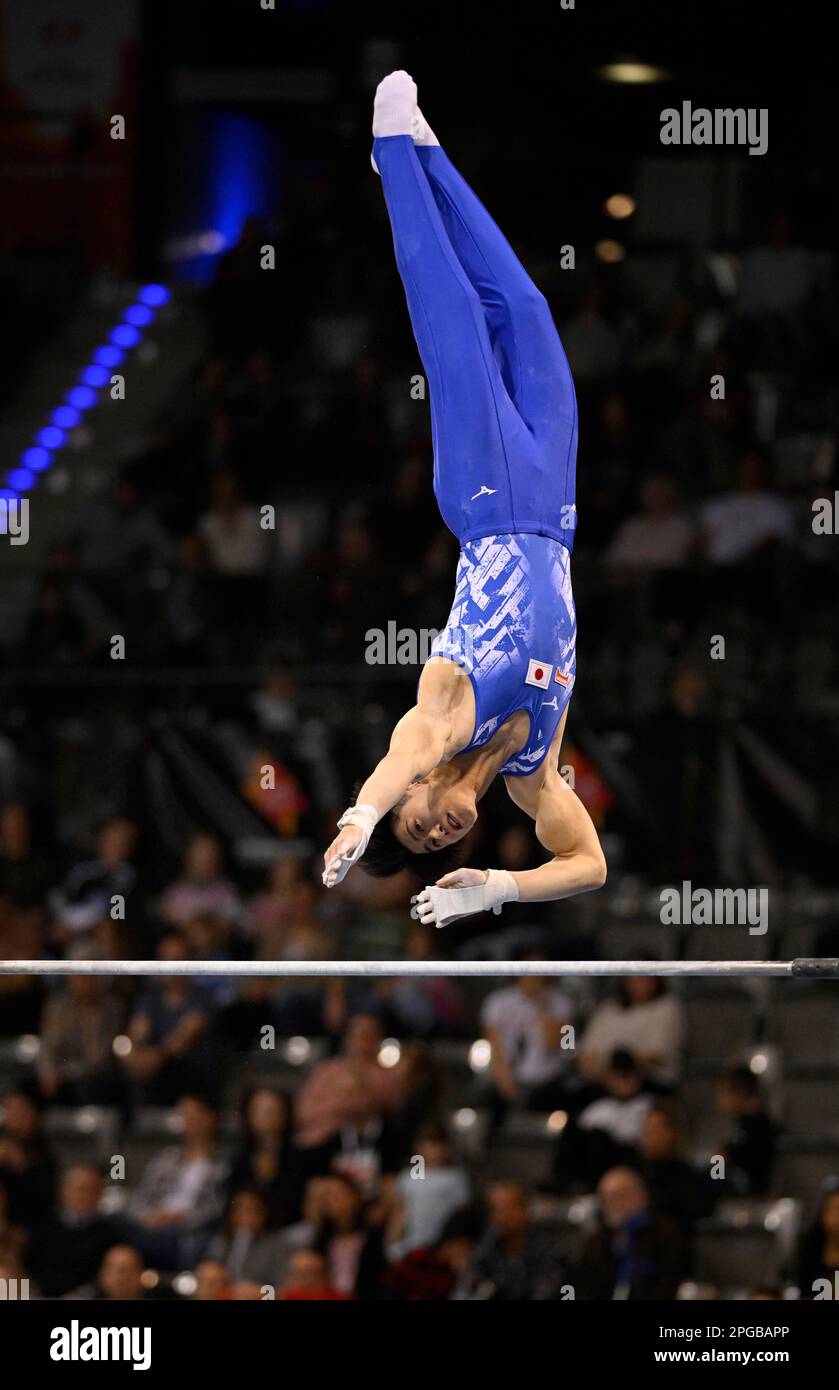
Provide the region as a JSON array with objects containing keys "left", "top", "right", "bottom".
[{"left": 0, "top": 958, "right": 837, "bottom": 978}]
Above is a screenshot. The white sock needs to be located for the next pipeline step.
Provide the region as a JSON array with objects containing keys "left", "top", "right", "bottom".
[
  {"left": 412, "top": 106, "right": 439, "bottom": 147},
  {"left": 372, "top": 70, "right": 417, "bottom": 138}
]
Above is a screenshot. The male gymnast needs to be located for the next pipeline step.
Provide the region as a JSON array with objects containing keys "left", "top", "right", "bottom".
[{"left": 322, "top": 72, "right": 607, "bottom": 929}]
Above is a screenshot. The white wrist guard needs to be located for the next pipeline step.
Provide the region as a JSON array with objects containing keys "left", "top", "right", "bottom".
[
  {"left": 337, "top": 802, "right": 379, "bottom": 849},
  {"left": 411, "top": 869, "right": 519, "bottom": 929},
  {"left": 321, "top": 803, "right": 380, "bottom": 887}
]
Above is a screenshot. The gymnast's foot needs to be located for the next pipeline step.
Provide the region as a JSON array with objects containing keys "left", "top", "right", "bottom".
[
  {"left": 371, "top": 70, "right": 421, "bottom": 173},
  {"left": 372, "top": 70, "right": 417, "bottom": 137}
]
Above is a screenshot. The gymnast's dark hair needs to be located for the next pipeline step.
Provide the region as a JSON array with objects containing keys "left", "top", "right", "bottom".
[{"left": 351, "top": 782, "right": 471, "bottom": 882}]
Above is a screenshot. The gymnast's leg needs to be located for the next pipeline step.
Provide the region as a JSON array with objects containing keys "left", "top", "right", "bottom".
[
  {"left": 413, "top": 127, "right": 578, "bottom": 531},
  {"left": 372, "top": 73, "right": 535, "bottom": 541}
]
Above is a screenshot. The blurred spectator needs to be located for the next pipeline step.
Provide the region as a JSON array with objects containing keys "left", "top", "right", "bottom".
[
  {"left": 578, "top": 974, "right": 684, "bottom": 1089},
  {"left": 463, "top": 1182, "right": 569, "bottom": 1300},
  {"left": 246, "top": 867, "right": 335, "bottom": 1026},
  {"left": 0, "top": 803, "right": 52, "bottom": 911},
  {"left": 206, "top": 1188, "right": 291, "bottom": 1288},
  {"left": 309, "top": 1173, "right": 386, "bottom": 1299},
  {"left": 197, "top": 471, "right": 267, "bottom": 578},
  {"left": 318, "top": 517, "right": 381, "bottom": 655},
  {"left": 369, "top": 923, "right": 465, "bottom": 1037},
  {"left": 38, "top": 975, "right": 124, "bottom": 1104},
  {"left": 293, "top": 1013, "right": 407, "bottom": 1173},
  {"left": 0, "top": 1177, "right": 26, "bottom": 1261},
  {"left": 575, "top": 388, "right": 643, "bottom": 551},
  {"left": 606, "top": 475, "right": 694, "bottom": 571},
  {"left": 27, "top": 1165, "right": 120, "bottom": 1298},
  {"left": 699, "top": 449, "right": 794, "bottom": 567},
  {"left": 368, "top": 450, "right": 440, "bottom": 577},
  {"left": 21, "top": 577, "right": 99, "bottom": 668},
  {"left": 384, "top": 1206, "right": 483, "bottom": 1301},
  {"left": 192, "top": 1258, "right": 231, "bottom": 1300},
  {"left": 552, "top": 1050, "right": 655, "bottom": 1191},
  {"left": 480, "top": 960, "right": 576, "bottom": 1120},
  {"left": 215, "top": 976, "right": 287, "bottom": 1052},
  {"left": 634, "top": 1103, "right": 707, "bottom": 1234},
  {"left": 123, "top": 1095, "right": 228, "bottom": 1270},
  {"left": 246, "top": 856, "right": 307, "bottom": 952},
  {"left": 638, "top": 667, "right": 717, "bottom": 880},
  {"left": 714, "top": 1063, "right": 777, "bottom": 1196},
  {"left": 159, "top": 534, "right": 214, "bottom": 663},
  {"left": 227, "top": 1087, "right": 300, "bottom": 1222},
  {"left": 561, "top": 282, "right": 624, "bottom": 385},
  {"left": 65, "top": 473, "right": 171, "bottom": 619},
  {"left": 50, "top": 817, "right": 140, "bottom": 946},
  {"left": 386, "top": 1123, "right": 471, "bottom": 1259},
  {"left": 377, "top": 1041, "right": 444, "bottom": 1171},
  {"left": 736, "top": 211, "right": 824, "bottom": 363},
  {"left": 796, "top": 1189, "right": 839, "bottom": 1297},
  {"left": 0, "top": 1086, "right": 56, "bottom": 1227},
  {"left": 121, "top": 935, "right": 213, "bottom": 1104},
  {"left": 249, "top": 669, "right": 303, "bottom": 734},
  {"left": 160, "top": 832, "right": 241, "bottom": 933},
  {"left": 178, "top": 915, "right": 237, "bottom": 1006},
  {"left": 279, "top": 1248, "right": 353, "bottom": 1301},
  {"left": 19, "top": 543, "right": 104, "bottom": 654},
  {"left": 196, "top": 470, "right": 268, "bottom": 661},
  {"left": 574, "top": 1167, "right": 687, "bottom": 1300},
  {"left": 0, "top": 894, "right": 42, "bottom": 1033},
  {"left": 78, "top": 1244, "right": 147, "bottom": 1301}
]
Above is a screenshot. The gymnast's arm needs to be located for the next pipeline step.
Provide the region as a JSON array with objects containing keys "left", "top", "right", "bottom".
[
  {"left": 321, "top": 704, "right": 449, "bottom": 886},
  {"left": 502, "top": 765, "right": 608, "bottom": 901},
  {"left": 323, "top": 659, "right": 470, "bottom": 886},
  {"left": 412, "top": 763, "right": 607, "bottom": 926},
  {"left": 357, "top": 705, "right": 450, "bottom": 816}
]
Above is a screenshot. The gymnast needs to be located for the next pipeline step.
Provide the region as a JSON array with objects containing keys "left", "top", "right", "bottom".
[{"left": 322, "top": 72, "right": 607, "bottom": 929}]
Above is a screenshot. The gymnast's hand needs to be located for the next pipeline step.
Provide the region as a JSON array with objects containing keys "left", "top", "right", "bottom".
[
  {"left": 322, "top": 802, "right": 380, "bottom": 888},
  {"left": 411, "top": 868, "right": 518, "bottom": 928},
  {"left": 322, "top": 826, "right": 366, "bottom": 887}
]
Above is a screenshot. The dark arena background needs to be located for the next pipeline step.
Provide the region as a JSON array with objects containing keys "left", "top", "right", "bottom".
[{"left": 0, "top": 0, "right": 838, "bottom": 1352}]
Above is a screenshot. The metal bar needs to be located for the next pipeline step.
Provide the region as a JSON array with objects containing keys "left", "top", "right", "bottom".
[{"left": 1, "top": 959, "right": 836, "bottom": 978}]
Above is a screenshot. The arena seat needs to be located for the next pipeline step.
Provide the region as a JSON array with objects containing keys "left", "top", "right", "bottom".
[
  {"left": 768, "top": 994, "right": 839, "bottom": 1063},
  {"left": 783, "top": 1067, "right": 839, "bottom": 1134},
  {"left": 683, "top": 992, "right": 759, "bottom": 1060},
  {"left": 692, "top": 1218, "right": 783, "bottom": 1292}
]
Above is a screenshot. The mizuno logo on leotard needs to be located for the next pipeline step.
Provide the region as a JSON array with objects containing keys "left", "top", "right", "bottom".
[
  {"left": 541, "top": 696, "right": 560, "bottom": 711},
  {"left": 470, "top": 485, "right": 497, "bottom": 500}
]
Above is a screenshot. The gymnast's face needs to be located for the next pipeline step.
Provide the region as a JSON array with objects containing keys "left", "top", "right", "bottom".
[{"left": 393, "top": 778, "right": 477, "bottom": 853}]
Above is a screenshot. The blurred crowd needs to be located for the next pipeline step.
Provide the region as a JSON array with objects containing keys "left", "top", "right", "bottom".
[
  {"left": 2, "top": 108, "right": 839, "bottom": 1303},
  {"left": 0, "top": 799, "right": 837, "bottom": 1301},
  {"left": 2, "top": 952, "right": 837, "bottom": 1302},
  {"left": 8, "top": 197, "right": 839, "bottom": 685},
  {"left": 3, "top": 186, "right": 839, "bottom": 891}
]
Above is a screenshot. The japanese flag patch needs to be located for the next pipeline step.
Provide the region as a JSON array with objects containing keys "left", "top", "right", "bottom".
[{"left": 526, "top": 659, "right": 553, "bottom": 689}]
